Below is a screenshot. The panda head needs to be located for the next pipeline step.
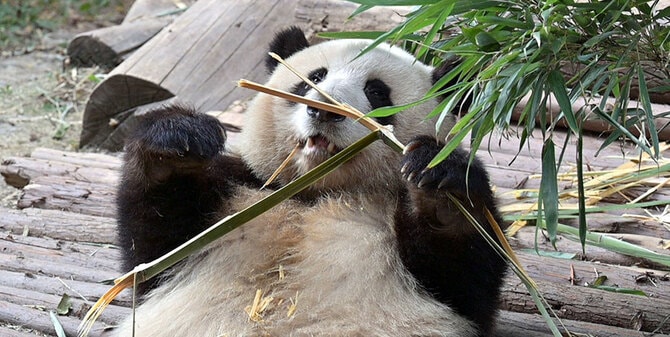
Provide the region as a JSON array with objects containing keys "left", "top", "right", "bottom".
[{"left": 240, "top": 27, "right": 454, "bottom": 192}]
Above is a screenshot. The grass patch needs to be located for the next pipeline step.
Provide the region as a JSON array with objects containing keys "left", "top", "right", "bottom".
[{"left": 0, "top": 0, "right": 127, "bottom": 49}]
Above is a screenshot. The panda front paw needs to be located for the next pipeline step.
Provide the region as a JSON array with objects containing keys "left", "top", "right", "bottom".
[
  {"left": 128, "top": 105, "right": 226, "bottom": 180},
  {"left": 401, "top": 136, "right": 488, "bottom": 200}
]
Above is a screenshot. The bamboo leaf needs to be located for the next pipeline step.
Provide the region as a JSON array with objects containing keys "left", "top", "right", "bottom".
[
  {"left": 637, "top": 65, "right": 660, "bottom": 158},
  {"left": 593, "top": 106, "right": 653, "bottom": 156},
  {"left": 588, "top": 285, "right": 648, "bottom": 296},
  {"left": 56, "top": 294, "right": 72, "bottom": 315},
  {"left": 576, "top": 126, "right": 587, "bottom": 254},
  {"left": 553, "top": 223, "right": 670, "bottom": 267},
  {"left": 317, "top": 31, "right": 385, "bottom": 39},
  {"left": 49, "top": 311, "right": 67, "bottom": 337},
  {"left": 427, "top": 124, "right": 470, "bottom": 168},
  {"left": 348, "top": 4, "right": 374, "bottom": 18},
  {"left": 416, "top": 2, "right": 453, "bottom": 60},
  {"left": 539, "top": 139, "right": 559, "bottom": 247},
  {"left": 547, "top": 70, "right": 579, "bottom": 134}
]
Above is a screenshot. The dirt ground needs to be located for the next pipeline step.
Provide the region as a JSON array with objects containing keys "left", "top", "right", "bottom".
[{"left": 0, "top": 11, "right": 125, "bottom": 207}]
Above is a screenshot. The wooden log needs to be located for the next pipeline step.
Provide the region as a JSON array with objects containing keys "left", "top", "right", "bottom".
[
  {"left": 0, "top": 242, "right": 118, "bottom": 283},
  {"left": 0, "top": 326, "right": 43, "bottom": 337},
  {"left": 512, "top": 226, "right": 670, "bottom": 269},
  {"left": 513, "top": 242, "right": 670, "bottom": 295},
  {"left": 0, "top": 208, "right": 116, "bottom": 244},
  {"left": 80, "top": 0, "right": 407, "bottom": 150},
  {"left": 498, "top": 310, "right": 670, "bottom": 337},
  {"left": 67, "top": 17, "right": 170, "bottom": 69},
  {"left": 0, "top": 284, "right": 130, "bottom": 326},
  {"left": 0, "top": 301, "right": 109, "bottom": 337},
  {"left": 17, "top": 175, "right": 117, "bottom": 218},
  {"left": 501, "top": 251, "right": 670, "bottom": 332},
  {"left": 1, "top": 153, "right": 119, "bottom": 189},
  {"left": 0, "top": 269, "right": 131, "bottom": 307},
  {"left": 0, "top": 233, "right": 121, "bottom": 273}
]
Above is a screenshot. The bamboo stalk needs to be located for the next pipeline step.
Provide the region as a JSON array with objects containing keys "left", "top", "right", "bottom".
[{"left": 78, "top": 131, "right": 383, "bottom": 337}]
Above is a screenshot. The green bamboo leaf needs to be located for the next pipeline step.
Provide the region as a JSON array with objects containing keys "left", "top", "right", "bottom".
[
  {"left": 576, "top": 127, "right": 587, "bottom": 254},
  {"left": 504, "top": 199, "right": 670, "bottom": 222},
  {"left": 583, "top": 31, "right": 617, "bottom": 48},
  {"left": 56, "top": 294, "right": 72, "bottom": 315},
  {"left": 593, "top": 106, "right": 653, "bottom": 156},
  {"left": 637, "top": 66, "right": 660, "bottom": 158},
  {"left": 553, "top": 223, "right": 670, "bottom": 267},
  {"left": 353, "top": 5, "right": 441, "bottom": 58},
  {"left": 475, "top": 15, "right": 532, "bottom": 29},
  {"left": 479, "top": 51, "right": 520, "bottom": 80},
  {"left": 592, "top": 275, "right": 607, "bottom": 286},
  {"left": 588, "top": 285, "right": 648, "bottom": 296},
  {"left": 348, "top": 4, "right": 375, "bottom": 18},
  {"left": 475, "top": 31, "right": 501, "bottom": 52},
  {"left": 366, "top": 94, "right": 437, "bottom": 118},
  {"left": 416, "top": 2, "right": 454, "bottom": 60},
  {"left": 539, "top": 139, "right": 559, "bottom": 247},
  {"left": 49, "top": 311, "right": 67, "bottom": 337},
  {"left": 548, "top": 70, "right": 579, "bottom": 134},
  {"left": 317, "top": 31, "right": 386, "bottom": 39},
  {"left": 427, "top": 125, "right": 470, "bottom": 168}
]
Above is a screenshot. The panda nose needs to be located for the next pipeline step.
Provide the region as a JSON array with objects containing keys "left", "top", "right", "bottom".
[{"left": 307, "top": 106, "right": 346, "bottom": 122}]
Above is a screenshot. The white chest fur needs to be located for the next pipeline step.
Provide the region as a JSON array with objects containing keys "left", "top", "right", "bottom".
[{"left": 113, "top": 187, "right": 476, "bottom": 337}]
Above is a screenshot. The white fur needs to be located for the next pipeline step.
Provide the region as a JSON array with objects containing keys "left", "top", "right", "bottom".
[
  {"left": 113, "top": 39, "right": 474, "bottom": 336},
  {"left": 114, "top": 189, "right": 476, "bottom": 336}
]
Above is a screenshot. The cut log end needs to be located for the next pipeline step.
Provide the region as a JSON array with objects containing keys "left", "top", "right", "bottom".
[{"left": 68, "top": 35, "right": 120, "bottom": 68}]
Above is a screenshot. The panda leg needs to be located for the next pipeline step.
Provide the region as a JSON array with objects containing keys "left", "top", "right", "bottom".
[
  {"left": 394, "top": 135, "right": 506, "bottom": 337},
  {"left": 116, "top": 105, "right": 259, "bottom": 294}
]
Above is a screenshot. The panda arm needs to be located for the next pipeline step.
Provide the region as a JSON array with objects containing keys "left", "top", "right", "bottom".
[
  {"left": 394, "top": 136, "right": 507, "bottom": 336},
  {"left": 116, "top": 105, "right": 261, "bottom": 294}
]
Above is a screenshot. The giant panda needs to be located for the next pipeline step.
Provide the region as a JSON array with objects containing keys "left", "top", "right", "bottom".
[{"left": 114, "top": 27, "right": 507, "bottom": 337}]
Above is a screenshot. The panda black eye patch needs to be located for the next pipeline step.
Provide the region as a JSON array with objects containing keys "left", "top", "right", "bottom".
[
  {"left": 365, "top": 79, "right": 395, "bottom": 125},
  {"left": 288, "top": 67, "right": 328, "bottom": 102}
]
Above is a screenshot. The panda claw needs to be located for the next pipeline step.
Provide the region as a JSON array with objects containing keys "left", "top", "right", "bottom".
[
  {"left": 437, "top": 178, "right": 449, "bottom": 190},
  {"left": 406, "top": 171, "right": 416, "bottom": 183},
  {"left": 400, "top": 162, "right": 410, "bottom": 174},
  {"left": 403, "top": 140, "right": 423, "bottom": 155},
  {"left": 417, "top": 176, "right": 431, "bottom": 189}
]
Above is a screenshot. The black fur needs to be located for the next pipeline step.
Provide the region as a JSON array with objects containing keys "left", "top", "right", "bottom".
[
  {"left": 266, "top": 26, "right": 310, "bottom": 72},
  {"left": 364, "top": 79, "right": 395, "bottom": 125},
  {"left": 395, "top": 136, "right": 506, "bottom": 337},
  {"left": 116, "top": 106, "right": 261, "bottom": 294}
]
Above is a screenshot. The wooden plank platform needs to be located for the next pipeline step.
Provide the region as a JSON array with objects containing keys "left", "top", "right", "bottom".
[{"left": 1, "top": 124, "right": 669, "bottom": 336}]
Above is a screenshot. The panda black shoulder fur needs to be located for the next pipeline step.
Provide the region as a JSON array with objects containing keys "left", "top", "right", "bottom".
[{"left": 115, "top": 27, "right": 506, "bottom": 337}]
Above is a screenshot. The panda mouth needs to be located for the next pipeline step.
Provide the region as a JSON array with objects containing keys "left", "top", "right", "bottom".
[{"left": 299, "top": 134, "right": 341, "bottom": 156}]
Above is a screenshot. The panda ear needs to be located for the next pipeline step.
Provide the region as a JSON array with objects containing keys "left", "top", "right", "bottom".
[
  {"left": 431, "top": 57, "right": 471, "bottom": 114},
  {"left": 266, "top": 26, "right": 310, "bottom": 73}
]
